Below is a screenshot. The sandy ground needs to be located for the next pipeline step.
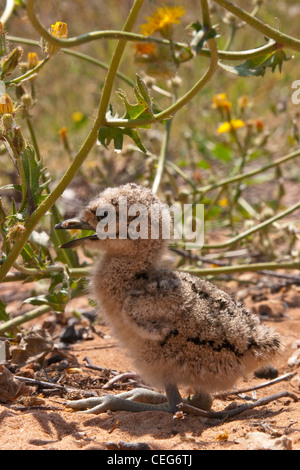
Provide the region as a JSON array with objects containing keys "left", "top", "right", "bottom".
[{"left": 0, "top": 276, "right": 299, "bottom": 452}]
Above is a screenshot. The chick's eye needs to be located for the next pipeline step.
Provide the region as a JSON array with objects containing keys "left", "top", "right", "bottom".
[{"left": 96, "top": 211, "right": 108, "bottom": 222}]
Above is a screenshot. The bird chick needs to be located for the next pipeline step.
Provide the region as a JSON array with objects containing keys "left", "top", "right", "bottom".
[{"left": 56, "top": 183, "right": 283, "bottom": 414}]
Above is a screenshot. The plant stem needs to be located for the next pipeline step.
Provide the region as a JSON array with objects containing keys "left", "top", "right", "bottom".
[
  {"left": 0, "top": 0, "right": 145, "bottom": 283},
  {"left": 196, "top": 148, "right": 300, "bottom": 194},
  {"left": 7, "top": 36, "right": 135, "bottom": 86},
  {"left": 5, "top": 57, "right": 50, "bottom": 86},
  {"left": 0, "top": 305, "right": 52, "bottom": 334},
  {"left": 0, "top": 0, "right": 14, "bottom": 24},
  {"left": 201, "top": 199, "right": 300, "bottom": 250},
  {"left": 183, "top": 261, "right": 300, "bottom": 276},
  {"left": 7, "top": 34, "right": 280, "bottom": 62},
  {"left": 96, "top": 0, "right": 145, "bottom": 123},
  {"left": 12, "top": 262, "right": 64, "bottom": 276},
  {"left": 213, "top": 0, "right": 300, "bottom": 51},
  {"left": 152, "top": 119, "right": 172, "bottom": 194},
  {"left": 25, "top": 0, "right": 170, "bottom": 50}
]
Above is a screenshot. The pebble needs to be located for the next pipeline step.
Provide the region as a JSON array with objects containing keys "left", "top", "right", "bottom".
[{"left": 242, "top": 431, "right": 292, "bottom": 450}]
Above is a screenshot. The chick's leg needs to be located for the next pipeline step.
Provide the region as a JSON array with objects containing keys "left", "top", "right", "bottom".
[{"left": 66, "top": 384, "right": 182, "bottom": 414}]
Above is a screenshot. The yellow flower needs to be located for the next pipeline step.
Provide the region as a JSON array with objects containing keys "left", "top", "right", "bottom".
[
  {"left": 212, "top": 93, "right": 226, "bottom": 107},
  {"left": 0, "top": 93, "right": 14, "bottom": 114},
  {"left": 215, "top": 430, "right": 229, "bottom": 442},
  {"left": 72, "top": 111, "right": 84, "bottom": 123},
  {"left": 141, "top": 5, "right": 185, "bottom": 37},
  {"left": 51, "top": 21, "right": 68, "bottom": 39},
  {"left": 219, "top": 197, "right": 228, "bottom": 207},
  {"left": 212, "top": 93, "right": 232, "bottom": 111},
  {"left": 134, "top": 42, "right": 156, "bottom": 57},
  {"left": 27, "top": 52, "right": 39, "bottom": 69},
  {"left": 46, "top": 21, "right": 68, "bottom": 55},
  {"left": 217, "top": 119, "right": 245, "bottom": 133}
]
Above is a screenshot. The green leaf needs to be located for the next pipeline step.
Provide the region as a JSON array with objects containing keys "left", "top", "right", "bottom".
[
  {"left": 0, "top": 299, "right": 9, "bottom": 322},
  {"left": 135, "top": 74, "right": 152, "bottom": 109},
  {"left": 212, "top": 143, "right": 232, "bottom": 162},
  {"left": 50, "top": 204, "right": 79, "bottom": 268},
  {"left": 219, "top": 49, "right": 291, "bottom": 77},
  {"left": 98, "top": 126, "right": 147, "bottom": 154},
  {"left": 196, "top": 160, "right": 210, "bottom": 169},
  {"left": 21, "top": 144, "right": 49, "bottom": 212},
  {"left": 100, "top": 75, "right": 152, "bottom": 153},
  {"left": 21, "top": 242, "right": 38, "bottom": 265},
  {"left": 98, "top": 127, "right": 124, "bottom": 153},
  {"left": 0, "top": 184, "right": 22, "bottom": 192},
  {"left": 123, "top": 128, "right": 147, "bottom": 153},
  {"left": 115, "top": 74, "right": 155, "bottom": 126},
  {"left": 23, "top": 289, "right": 69, "bottom": 312}
]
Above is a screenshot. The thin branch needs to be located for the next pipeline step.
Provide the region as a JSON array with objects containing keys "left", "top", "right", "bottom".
[
  {"left": 213, "top": 0, "right": 300, "bottom": 52},
  {"left": 182, "top": 261, "right": 300, "bottom": 277},
  {"left": 179, "top": 391, "right": 298, "bottom": 420},
  {"left": 7, "top": 34, "right": 280, "bottom": 62},
  {"left": 0, "top": 0, "right": 14, "bottom": 24},
  {"left": 198, "top": 199, "right": 300, "bottom": 250},
  {"left": 196, "top": 149, "right": 300, "bottom": 195},
  {"left": 214, "top": 372, "right": 297, "bottom": 398},
  {"left": 7, "top": 37, "right": 134, "bottom": 86},
  {"left": 0, "top": 305, "right": 52, "bottom": 334},
  {"left": 5, "top": 57, "right": 50, "bottom": 86},
  {"left": 152, "top": 119, "right": 172, "bottom": 195}
]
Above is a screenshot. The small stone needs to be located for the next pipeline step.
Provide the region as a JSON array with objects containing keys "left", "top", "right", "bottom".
[
  {"left": 290, "top": 374, "right": 300, "bottom": 391},
  {"left": 288, "top": 349, "right": 300, "bottom": 366},
  {"left": 243, "top": 431, "right": 292, "bottom": 450}
]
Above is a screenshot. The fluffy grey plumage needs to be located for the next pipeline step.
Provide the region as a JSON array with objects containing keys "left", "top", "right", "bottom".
[{"left": 56, "top": 183, "right": 283, "bottom": 414}]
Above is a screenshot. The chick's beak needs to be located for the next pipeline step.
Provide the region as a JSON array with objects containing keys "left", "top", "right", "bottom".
[{"left": 55, "top": 218, "right": 98, "bottom": 248}]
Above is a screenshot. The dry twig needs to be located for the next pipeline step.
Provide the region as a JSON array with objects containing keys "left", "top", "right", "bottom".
[{"left": 179, "top": 391, "right": 298, "bottom": 420}]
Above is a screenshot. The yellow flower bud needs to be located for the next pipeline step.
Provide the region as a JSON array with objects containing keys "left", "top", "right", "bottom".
[
  {"left": 0, "top": 94, "right": 14, "bottom": 114},
  {"left": 7, "top": 223, "right": 26, "bottom": 242},
  {"left": 212, "top": 93, "right": 232, "bottom": 111},
  {"left": 27, "top": 52, "right": 39, "bottom": 69},
  {"left": 2, "top": 113, "right": 14, "bottom": 131},
  {"left": 1, "top": 47, "right": 23, "bottom": 77},
  {"left": 46, "top": 21, "right": 68, "bottom": 55},
  {"left": 255, "top": 118, "right": 264, "bottom": 132},
  {"left": 52, "top": 21, "right": 68, "bottom": 38},
  {"left": 21, "top": 93, "right": 33, "bottom": 108},
  {"left": 238, "top": 95, "right": 248, "bottom": 110},
  {"left": 59, "top": 126, "right": 67, "bottom": 140}
]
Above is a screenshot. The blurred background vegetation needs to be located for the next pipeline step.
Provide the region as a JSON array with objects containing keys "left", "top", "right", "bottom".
[{"left": 0, "top": 1, "right": 298, "bottom": 185}]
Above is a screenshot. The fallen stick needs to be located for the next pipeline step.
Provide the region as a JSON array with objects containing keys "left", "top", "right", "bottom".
[
  {"left": 179, "top": 391, "right": 298, "bottom": 420},
  {"left": 213, "top": 372, "right": 297, "bottom": 398},
  {"left": 1, "top": 374, "right": 98, "bottom": 397}
]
